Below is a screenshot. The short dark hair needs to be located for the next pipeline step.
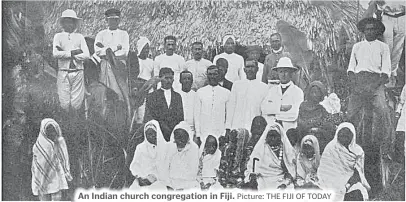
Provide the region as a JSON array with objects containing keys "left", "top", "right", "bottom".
[
  {"left": 192, "top": 41, "right": 203, "bottom": 47},
  {"left": 164, "top": 35, "right": 177, "bottom": 44},
  {"left": 216, "top": 58, "right": 228, "bottom": 68},
  {"left": 357, "top": 17, "right": 385, "bottom": 35},
  {"left": 159, "top": 67, "right": 174, "bottom": 77},
  {"left": 270, "top": 33, "right": 282, "bottom": 39},
  {"left": 207, "top": 65, "right": 218, "bottom": 73},
  {"left": 179, "top": 70, "right": 193, "bottom": 81}
]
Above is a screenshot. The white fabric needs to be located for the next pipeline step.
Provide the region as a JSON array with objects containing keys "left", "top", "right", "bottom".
[
  {"left": 179, "top": 90, "right": 197, "bottom": 136},
  {"left": 185, "top": 59, "right": 212, "bottom": 90},
  {"left": 226, "top": 79, "right": 268, "bottom": 130},
  {"left": 198, "top": 136, "right": 221, "bottom": 178},
  {"left": 320, "top": 93, "right": 341, "bottom": 114},
  {"left": 165, "top": 123, "right": 199, "bottom": 190},
  {"left": 245, "top": 123, "right": 297, "bottom": 190},
  {"left": 94, "top": 29, "right": 129, "bottom": 62},
  {"left": 163, "top": 88, "right": 172, "bottom": 108},
  {"left": 138, "top": 58, "right": 154, "bottom": 81},
  {"left": 154, "top": 53, "right": 186, "bottom": 92},
  {"left": 347, "top": 40, "right": 391, "bottom": 77},
  {"left": 213, "top": 53, "right": 245, "bottom": 82},
  {"left": 396, "top": 85, "right": 406, "bottom": 132},
  {"left": 296, "top": 135, "right": 320, "bottom": 186},
  {"left": 195, "top": 85, "right": 231, "bottom": 142},
  {"left": 222, "top": 35, "right": 236, "bottom": 46},
  {"left": 382, "top": 14, "right": 405, "bottom": 77},
  {"left": 129, "top": 120, "right": 168, "bottom": 190},
  {"left": 256, "top": 62, "right": 264, "bottom": 82},
  {"left": 317, "top": 122, "right": 370, "bottom": 201},
  {"left": 32, "top": 119, "right": 72, "bottom": 196},
  {"left": 136, "top": 37, "right": 150, "bottom": 57},
  {"left": 53, "top": 32, "right": 90, "bottom": 71},
  {"left": 260, "top": 82, "right": 304, "bottom": 130},
  {"left": 57, "top": 70, "right": 84, "bottom": 111}
]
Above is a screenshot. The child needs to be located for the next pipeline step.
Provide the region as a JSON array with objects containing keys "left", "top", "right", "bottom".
[
  {"left": 32, "top": 118, "right": 72, "bottom": 201},
  {"left": 53, "top": 9, "right": 90, "bottom": 112}
]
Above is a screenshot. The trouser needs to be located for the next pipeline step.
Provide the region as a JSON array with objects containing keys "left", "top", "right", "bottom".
[
  {"left": 363, "top": 144, "right": 382, "bottom": 199},
  {"left": 57, "top": 70, "right": 85, "bottom": 111},
  {"left": 39, "top": 191, "right": 62, "bottom": 201},
  {"left": 382, "top": 15, "right": 405, "bottom": 78}
]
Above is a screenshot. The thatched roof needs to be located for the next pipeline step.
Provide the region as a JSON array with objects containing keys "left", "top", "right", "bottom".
[{"left": 43, "top": 0, "right": 363, "bottom": 59}]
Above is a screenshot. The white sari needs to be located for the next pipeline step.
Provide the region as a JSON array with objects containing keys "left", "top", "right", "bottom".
[
  {"left": 197, "top": 135, "right": 222, "bottom": 190},
  {"left": 317, "top": 122, "right": 370, "bottom": 201},
  {"left": 129, "top": 120, "right": 168, "bottom": 190},
  {"left": 245, "top": 123, "right": 296, "bottom": 190}
]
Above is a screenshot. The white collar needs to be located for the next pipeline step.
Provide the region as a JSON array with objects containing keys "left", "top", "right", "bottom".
[
  {"left": 162, "top": 88, "right": 172, "bottom": 93},
  {"left": 280, "top": 81, "right": 293, "bottom": 88},
  {"left": 272, "top": 47, "right": 283, "bottom": 54}
]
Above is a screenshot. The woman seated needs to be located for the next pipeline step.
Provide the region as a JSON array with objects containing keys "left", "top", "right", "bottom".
[
  {"left": 218, "top": 128, "right": 251, "bottom": 188},
  {"left": 246, "top": 116, "right": 268, "bottom": 156},
  {"left": 298, "top": 81, "right": 336, "bottom": 153},
  {"left": 245, "top": 123, "right": 296, "bottom": 190},
  {"left": 197, "top": 135, "right": 222, "bottom": 190},
  {"left": 129, "top": 120, "right": 168, "bottom": 190},
  {"left": 317, "top": 122, "right": 371, "bottom": 201},
  {"left": 164, "top": 123, "right": 199, "bottom": 190},
  {"left": 295, "top": 135, "right": 320, "bottom": 189}
]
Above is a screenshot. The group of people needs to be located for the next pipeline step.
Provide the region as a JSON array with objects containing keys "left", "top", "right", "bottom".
[{"left": 31, "top": 5, "right": 406, "bottom": 201}]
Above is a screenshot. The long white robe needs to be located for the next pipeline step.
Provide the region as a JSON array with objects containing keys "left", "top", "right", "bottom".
[
  {"left": 165, "top": 123, "right": 200, "bottom": 190},
  {"left": 260, "top": 81, "right": 304, "bottom": 130},
  {"left": 195, "top": 85, "right": 231, "bottom": 142},
  {"left": 197, "top": 136, "right": 222, "bottom": 190},
  {"left": 213, "top": 53, "right": 245, "bottom": 82},
  {"left": 317, "top": 122, "right": 370, "bottom": 201},
  {"left": 226, "top": 79, "right": 268, "bottom": 130},
  {"left": 129, "top": 120, "right": 168, "bottom": 190},
  {"left": 245, "top": 123, "right": 296, "bottom": 190}
]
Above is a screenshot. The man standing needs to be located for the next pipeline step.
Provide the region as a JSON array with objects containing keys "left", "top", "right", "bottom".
[
  {"left": 185, "top": 42, "right": 212, "bottom": 91},
  {"left": 216, "top": 58, "right": 233, "bottom": 91},
  {"left": 195, "top": 65, "right": 231, "bottom": 145},
  {"left": 226, "top": 59, "right": 268, "bottom": 130},
  {"left": 94, "top": 8, "right": 130, "bottom": 103},
  {"left": 261, "top": 57, "right": 304, "bottom": 130},
  {"left": 346, "top": 17, "right": 392, "bottom": 195},
  {"left": 213, "top": 35, "right": 245, "bottom": 82},
  {"left": 246, "top": 45, "right": 264, "bottom": 82},
  {"left": 261, "top": 33, "right": 292, "bottom": 85},
  {"left": 154, "top": 36, "right": 186, "bottom": 92},
  {"left": 53, "top": 9, "right": 90, "bottom": 112},
  {"left": 144, "top": 68, "right": 184, "bottom": 142},
  {"left": 179, "top": 70, "right": 197, "bottom": 139}
]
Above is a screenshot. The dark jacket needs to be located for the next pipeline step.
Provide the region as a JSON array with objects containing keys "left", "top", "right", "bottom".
[
  {"left": 144, "top": 88, "right": 184, "bottom": 141},
  {"left": 220, "top": 79, "right": 233, "bottom": 91}
]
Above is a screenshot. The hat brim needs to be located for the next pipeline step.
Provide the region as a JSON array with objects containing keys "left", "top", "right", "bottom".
[
  {"left": 272, "top": 66, "right": 298, "bottom": 71},
  {"left": 106, "top": 16, "right": 120, "bottom": 19},
  {"left": 60, "top": 16, "right": 82, "bottom": 21}
]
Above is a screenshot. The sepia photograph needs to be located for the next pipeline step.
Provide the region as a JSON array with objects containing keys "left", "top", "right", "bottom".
[{"left": 2, "top": 0, "right": 405, "bottom": 201}]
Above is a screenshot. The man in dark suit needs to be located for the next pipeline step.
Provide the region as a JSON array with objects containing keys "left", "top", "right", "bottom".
[
  {"left": 144, "top": 67, "right": 184, "bottom": 141},
  {"left": 216, "top": 58, "right": 233, "bottom": 91}
]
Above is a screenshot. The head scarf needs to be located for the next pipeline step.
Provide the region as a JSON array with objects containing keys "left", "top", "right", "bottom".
[
  {"left": 305, "top": 81, "right": 327, "bottom": 101},
  {"left": 198, "top": 135, "right": 221, "bottom": 178},
  {"left": 247, "top": 123, "right": 296, "bottom": 178},
  {"left": 317, "top": 122, "right": 370, "bottom": 201},
  {"left": 32, "top": 118, "right": 72, "bottom": 196},
  {"left": 129, "top": 120, "right": 167, "bottom": 179},
  {"left": 136, "top": 37, "right": 151, "bottom": 57},
  {"left": 296, "top": 135, "right": 320, "bottom": 179},
  {"left": 170, "top": 121, "right": 194, "bottom": 143},
  {"left": 222, "top": 34, "right": 236, "bottom": 46}
]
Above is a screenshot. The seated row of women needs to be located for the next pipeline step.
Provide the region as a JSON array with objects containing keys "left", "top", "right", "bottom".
[{"left": 129, "top": 119, "right": 371, "bottom": 201}]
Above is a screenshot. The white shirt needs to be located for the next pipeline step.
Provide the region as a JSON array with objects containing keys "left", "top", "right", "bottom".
[
  {"left": 261, "top": 82, "right": 304, "bottom": 127},
  {"left": 185, "top": 58, "right": 213, "bottom": 90},
  {"left": 179, "top": 90, "right": 197, "bottom": 131},
  {"left": 154, "top": 53, "right": 186, "bottom": 92},
  {"left": 195, "top": 85, "right": 230, "bottom": 141},
  {"left": 94, "top": 29, "right": 129, "bottom": 62},
  {"left": 256, "top": 62, "right": 264, "bottom": 82},
  {"left": 347, "top": 40, "right": 391, "bottom": 77},
  {"left": 213, "top": 53, "right": 245, "bottom": 82},
  {"left": 163, "top": 88, "right": 171, "bottom": 108},
  {"left": 53, "top": 32, "right": 90, "bottom": 71},
  {"left": 138, "top": 58, "right": 154, "bottom": 80},
  {"left": 226, "top": 79, "right": 268, "bottom": 130}
]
